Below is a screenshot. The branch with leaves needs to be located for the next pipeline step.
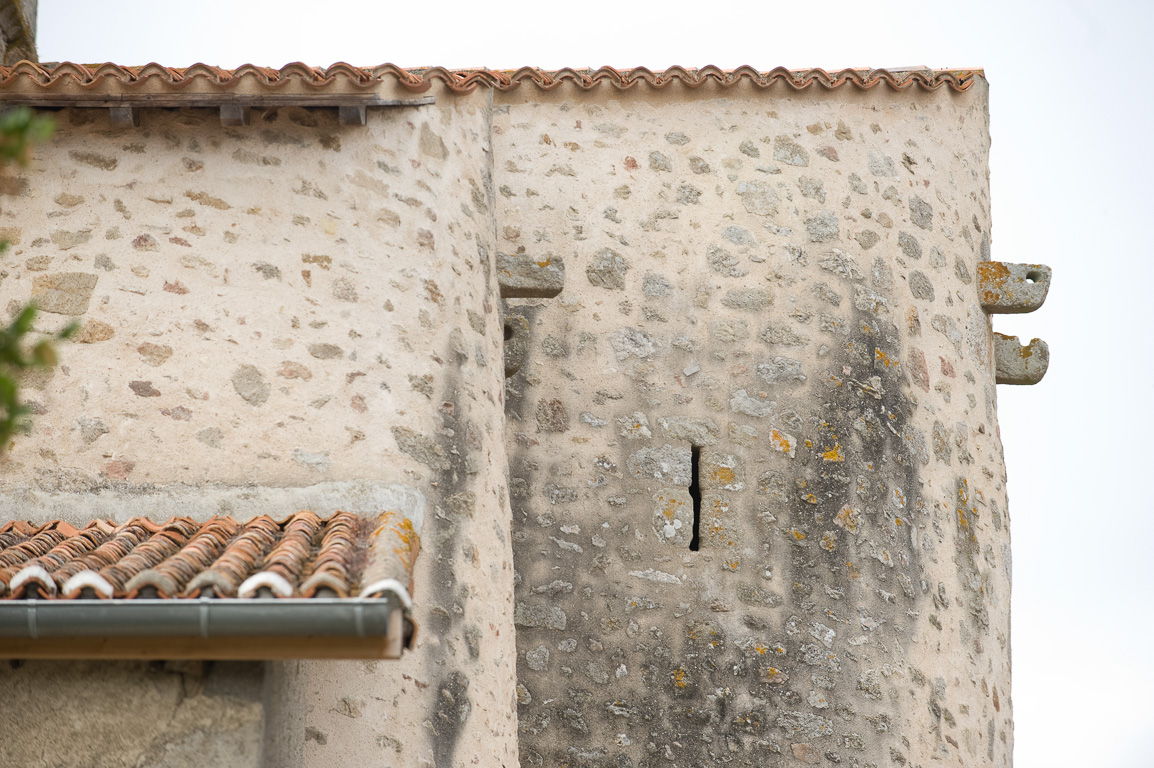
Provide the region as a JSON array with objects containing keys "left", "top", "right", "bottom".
[{"left": 0, "top": 105, "right": 71, "bottom": 453}]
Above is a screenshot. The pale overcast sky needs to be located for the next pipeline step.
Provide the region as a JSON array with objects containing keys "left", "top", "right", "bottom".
[{"left": 37, "top": 1, "right": 1154, "bottom": 765}]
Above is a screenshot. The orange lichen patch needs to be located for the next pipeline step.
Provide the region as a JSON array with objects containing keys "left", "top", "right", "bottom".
[
  {"left": 768, "top": 429, "right": 794, "bottom": 455},
  {"left": 821, "top": 443, "right": 844, "bottom": 462},
  {"left": 723, "top": 558, "right": 741, "bottom": 571},
  {"left": 672, "top": 668, "right": 688, "bottom": 689},
  {"left": 977, "top": 261, "right": 1011, "bottom": 281},
  {"left": 820, "top": 532, "right": 838, "bottom": 552},
  {"left": 711, "top": 466, "right": 736, "bottom": 485},
  {"left": 977, "top": 261, "right": 1016, "bottom": 304},
  {"left": 834, "top": 505, "right": 860, "bottom": 532},
  {"left": 846, "top": 561, "right": 861, "bottom": 579},
  {"left": 764, "top": 667, "right": 788, "bottom": 685},
  {"left": 802, "top": 493, "right": 818, "bottom": 505},
  {"left": 804, "top": 439, "right": 813, "bottom": 449},
  {"left": 753, "top": 643, "right": 768, "bottom": 655},
  {"left": 791, "top": 528, "right": 807, "bottom": 541},
  {"left": 536, "top": 257, "right": 553, "bottom": 268},
  {"left": 874, "top": 348, "right": 895, "bottom": 368},
  {"left": 733, "top": 713, "right": 761, "bottom": 730}
]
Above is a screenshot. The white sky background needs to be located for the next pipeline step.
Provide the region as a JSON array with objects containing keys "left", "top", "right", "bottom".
[{"left": 36, "top": 0, "right": 1154, "bottom": 765}]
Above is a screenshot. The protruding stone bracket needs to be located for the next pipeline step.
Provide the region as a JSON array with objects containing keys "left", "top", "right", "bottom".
[
  {"left": 497, "top": 253, "right": 565, "bottom": 299},
  {"left": 994, "top": 333, "right": 1049, "bottom": 385},
  {"left": 503, "top": 312, "right": 531, "bottom": 379},
  {"left": 498, "top": 253, "right": 565, "bottom": 378},
  {"left": 978, "top": 261, "right": 1051, "bottom": 314}
]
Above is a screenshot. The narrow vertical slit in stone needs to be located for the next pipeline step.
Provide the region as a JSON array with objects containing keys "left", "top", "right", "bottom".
[{"left": 688, "top": 446, "right": 702, "bottom": 551}]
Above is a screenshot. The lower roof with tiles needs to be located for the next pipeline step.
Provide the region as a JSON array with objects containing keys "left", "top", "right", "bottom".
[{"left": 0, "top": 511, "right": 418, "bottom": 603}]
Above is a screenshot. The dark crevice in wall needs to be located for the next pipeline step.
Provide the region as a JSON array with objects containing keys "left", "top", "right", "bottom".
[{"left": 688, "top": 445, "right": 702, "bottom": 551}]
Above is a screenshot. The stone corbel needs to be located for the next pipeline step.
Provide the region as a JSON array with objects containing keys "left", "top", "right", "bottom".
[
  {"left": 977, "top": 262, "right": 1051, "bottom": 313},
  {"left": 980, "top": 261, "right": 1052, "bottom": 385},
  {"left": 498, "top": 253, "right": 565, "bottom": 378},
  {"left": 497, "top": 252, "right": 565, "bottom": 299},
  {"left": 993, "top": 334, "right": 1049, "bottom": 385}
]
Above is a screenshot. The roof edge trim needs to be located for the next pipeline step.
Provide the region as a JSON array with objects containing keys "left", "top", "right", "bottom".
[{"left": 0, "top": 62, "right": 982, "bottom": 94}]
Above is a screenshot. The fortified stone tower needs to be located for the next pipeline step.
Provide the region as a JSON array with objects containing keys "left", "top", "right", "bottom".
[
  {"left": 0, "top": 61, "right": 1047, "bottom": 768},
  {"left": 497, "top": 70, "right": 1049, "bottom": 767}
]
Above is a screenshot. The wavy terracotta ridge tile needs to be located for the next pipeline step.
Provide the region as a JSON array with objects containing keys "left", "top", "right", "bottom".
[{"left": 0, "top": 61, "right": 980, "bottom": 93}]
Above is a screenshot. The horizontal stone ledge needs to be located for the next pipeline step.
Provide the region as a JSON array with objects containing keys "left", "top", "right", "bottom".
[
  {"left": 497, "top": 252, "right": 565, "bottom": 299},
  {"left": 994, "top": 333, "right": 1049, "bottom": 385},
  {"left": 978, "top": 261, "right": 1051, "bottom": 314}
]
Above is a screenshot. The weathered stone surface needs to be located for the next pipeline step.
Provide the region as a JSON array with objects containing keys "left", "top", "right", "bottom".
[
  {"left": 129, "top": 380, "right": 161, "bottom": 398},
  {"left": 721, "top": 288, "right": 771, "bottom": 311},
  {"left": 909, "top": 194, "right": 933, "bottom": 229},
  {"left": 76, "top": 320, "right": 114, "bottom": 343},
  {"left": 50, "top": 229, "right": 91, "bottom": 250},
  {"left": 585, "top": 248, "right": 629, "bottom": 289},
  {"left": 0, "top": 661, "right": 262, "bottom": 768},
  {"left": 391, "top": 425, "right": 451, "bottom": 470},
  {"left": 737, "top": 180, "right": 779, "bottom": 216},
  {"left": 658, "top": 416, "right": 719, "bottom": 446},
  {"left": 806, "top": 210, "right": 839, "bottom": 242},
  {"left": 307, "top": 343, "right": 343, "bottom": 360},
  {"left": 137, "top": 342, "right": 173, "bottom": 366},
  {"left": 535, "top": 398, "right": 569, "bottom": 432},
  {"left": 0, "top": 95, "right": 518, "bottom": 768},
  {"left": 503, "top": 313, "right": 530, "bottom": 378},
  {"left": 994, "top": 333, "right": 1050, "bottom": 385},
  {"left": 515, "top": 603, "right": 567, "bottom": 629},
  {"left": 30, "top": 272, "right": 98, "bottom": 314},
  {"left": 773, "top": 135, "right": 809, "bottom": 166},
  {"left": 497, "top": 252, "right": 565, "bottom": 298},
  {"left": 498, "top": 77, "right": 1016, "bottom": 768},
  {"left": 0, "top": 75, "right": 1024, "bottom": 768},
  {"left": 978, "top": 261, "right": 1052, "bottom": 314},
  {"left": 909, "top": 270, "right": 935, "bottom": 301},
  {"left": 628, "top": 444, "right": 691, "bottom": 485},
  {"left": 231, "top": 365, "right": 269, "bottom": 406}
]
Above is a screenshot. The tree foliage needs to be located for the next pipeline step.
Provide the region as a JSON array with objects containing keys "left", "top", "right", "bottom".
[{"left": 0, "top": 107, "right": 73, "bottom": 452}]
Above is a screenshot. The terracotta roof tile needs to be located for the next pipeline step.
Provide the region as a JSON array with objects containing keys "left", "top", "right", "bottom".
[
  {"left": 0, "top": 62, "right": 980, "bottom": 94},
  {"left": 0, "top": 512, "right": 419, "bottom": 605}
]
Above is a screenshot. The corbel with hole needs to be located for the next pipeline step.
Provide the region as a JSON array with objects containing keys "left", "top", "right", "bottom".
[{"left": 978, "top": 261, "right": 1052, "bottom": 385}]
